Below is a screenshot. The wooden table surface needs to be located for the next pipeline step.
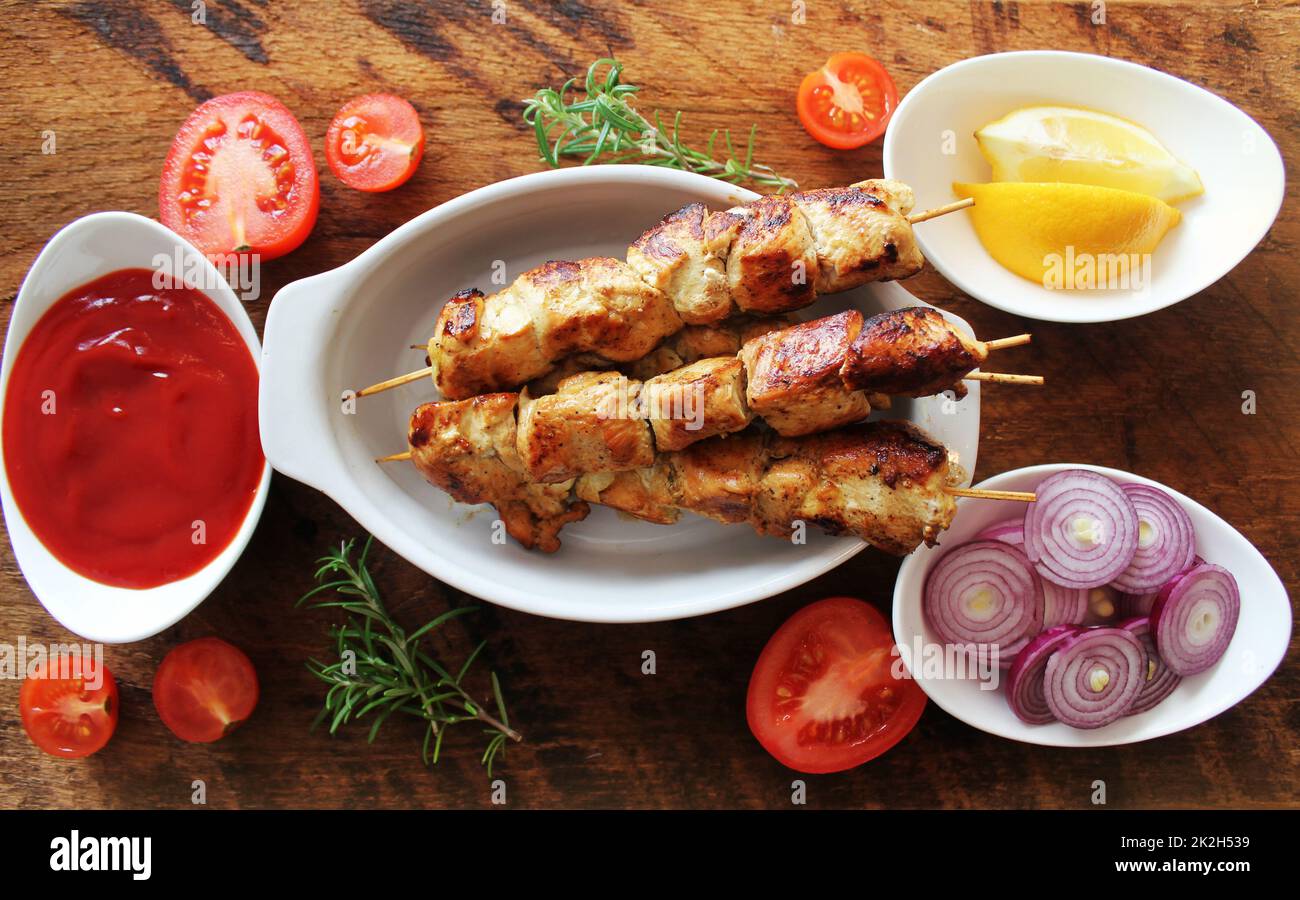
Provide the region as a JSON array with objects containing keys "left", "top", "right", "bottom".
[{"left": 0, "top": 0, "right": 1295, "bottom": 810}]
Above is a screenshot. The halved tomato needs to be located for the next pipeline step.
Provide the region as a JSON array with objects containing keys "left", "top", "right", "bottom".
[
  {"left": 21, "top": 655, "right": 119, "bottom": 759},
  {"left": 160, "top": 91, "right": 320, "bottom": 261},
  {"left": 747, "top": 596, "right": 926, "bottom": 773},
  {"left": 796, "top": 52, "right": 899, "bottom": 149},
  {"left": 325, "top": 94, "right": 425, "bottom": 192},
  {"left": 153, "top": 637, "right": 259, "bottom": 743}
]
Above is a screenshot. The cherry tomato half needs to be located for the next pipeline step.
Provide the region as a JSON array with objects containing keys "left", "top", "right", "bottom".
[
  {"left": 153, "top": 637, "right": 259, "bottom": 743},
  {"left": 21, "top": 655, "right": 119, "bottom": 759},
  {"left": 159, "top": 91, "right": 320, "bottom": 261},
  {"left": 747, "top": 597, "right": 926, "bottom": 773},
  {"left": 796, "top": 52, "right": 899, "bottom": 149},
  {"left": 325, "top": 93, "right": 425, "bottom": 192}
]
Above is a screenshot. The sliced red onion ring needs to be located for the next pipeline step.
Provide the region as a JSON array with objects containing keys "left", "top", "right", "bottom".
[
  {"left": 1118, "top": 590, "right": 1158, "bottom": 618},
  {"left": 924, "top": 540, "right": 1044, "bottom": 668},
  {"left": 1006, "top": 625, "right": 1080, "bottom": 724},
  {"left": 975, "top": 519, "right": 1025, "bottom": 545},
  {"left": 1117, "top": 555, "right": 1204, "bottom": 618},
  {"left": 1150, "top": 563, "right": 1240, "bottom": 676},
  {"left": 1110, "top": 484, "right": 1196, "bottom": 594},
  {"left": 1044, "top": 627, "right": 1147, "bottom": 729},
  {"left": 1043, "top": 581, "right": 1089, "bottom": 628},
  {"left": 1119, "top": 617, "right": 1182, "bottom": 715},
  {"left": 1024, "top": 470, "right": 1139, "bottom": 590}
]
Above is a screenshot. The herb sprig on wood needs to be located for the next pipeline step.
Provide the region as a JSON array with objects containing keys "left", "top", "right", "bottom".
[
  {"left": 523, "top": 57, "right": 798, "bottom": 193},
  {"left": 298, "top": 537, "right": 520, "bottom": 776}
]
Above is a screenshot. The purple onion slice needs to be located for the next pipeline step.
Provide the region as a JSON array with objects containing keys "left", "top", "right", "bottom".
[
  {"left": 1006, "top": 626, "right": 1080, "bottom": 724},
  {"left": 1118, "top": 617, "right": 1182, "bottom": 715},
  {"left": 1118, "top": 591, "right": 1158, "bottom": 618},
  {"left": 1150, "top": 563, "right": 1240, "bottom": 676},
  {"left": 1023, "top": 470, "right": 1139, "bottom": 589},
  {"left": 1110, "top": 484, "right": 1196, "bottom": 594},
  {"left": 1043, "top": 627, "right": 1147, "bottom": 729},
  {"left": 923, "top": 540, "right": 1044, "bottom": 667},
  {"left": 975, "top": 519, "right": 1025, "bottom": 545},
  {"left": 1043, "top": 580, "right": 1089, "bottom": 628},
  {"left": 1117, "top": 555, "right": 1204, "bottom": 618}
]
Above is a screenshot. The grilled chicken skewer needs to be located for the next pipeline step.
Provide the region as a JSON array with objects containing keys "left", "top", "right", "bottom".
[
  {"left": 361, "top": 180, "right": 968, "bottom": 401},
  {"left": 510, "top": 307, "right": 1006, "bottom": 482},
  {"left": 518, "top": 307, "right": 1031, "bottom": 483},
  {"left": 402, "top": 394, "right": 968, "bottom": 555}
]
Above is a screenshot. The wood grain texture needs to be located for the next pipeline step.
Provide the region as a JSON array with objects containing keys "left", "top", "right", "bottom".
[{"left": 0, "top": 0, "right": 1296, "bottom": 810}]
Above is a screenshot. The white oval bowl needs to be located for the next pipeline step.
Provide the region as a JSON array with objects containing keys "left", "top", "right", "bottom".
[
  {"left": 260, "top": 166, "right": 981, "bottom": 623},
  {"left": 0, "top": 212, "right": 271, "bottom": 644},
  {"left": 893, "top": 463, "right": 1291, "bottom": 747},
  {"left": 882, "top": 51, "right": 1285, "bottom": 324}
]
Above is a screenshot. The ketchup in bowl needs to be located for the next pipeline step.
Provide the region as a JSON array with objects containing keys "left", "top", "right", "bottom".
[{"left": 2, "top": 268, "right": 263, "bottom": 588}]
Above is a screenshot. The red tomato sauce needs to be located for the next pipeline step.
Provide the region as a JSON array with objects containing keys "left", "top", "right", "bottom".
[{"left": 2, "top": 268, "right": 263, "bottom": 588}]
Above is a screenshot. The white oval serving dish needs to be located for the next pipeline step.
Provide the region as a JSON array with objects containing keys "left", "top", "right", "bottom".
[
  {"left": 260, "top": 166, "right": 981, "bottom": 623},
  {"left": 892, "top": 463, "right": 1291, "bottom": 747},
  {"left": 882, "top": 51, "right": 1285, "bottom": 324},
  {"left": 0, "top": 212, "right": 271, "bottom": 644}
]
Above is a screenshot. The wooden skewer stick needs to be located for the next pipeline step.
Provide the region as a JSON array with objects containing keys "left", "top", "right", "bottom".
[
  {"left": 965, "top": 372, "right": 1044, "bottom": 385},
  {"left": 945, "top": 487, "right": 1037, "bottom": 502},
  {"left": 984, "top": 333, "right": 1032, "bottom": 351},
  {"left": 357, "top": 366, "right": 433, "bottom": 397},
  {"left": 377, "top": 450, "right": 413, "bottom": 463},
  {"left": 907, "top": 197, "right": 975, "bottom": 225}
]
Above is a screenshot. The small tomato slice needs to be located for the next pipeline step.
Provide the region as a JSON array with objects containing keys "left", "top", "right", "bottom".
[
  {"left": 747, "top": 596, "right": 925, "bottom": 773},
  {"left": 160, "top": 91, "right": 320, "bottom": 261},
  {"left": 797, "top": 52, "right": 899, "bottom": 149},
  {"left": 325, "top": 93, "right": 425, "bottom": 192},
  {"left": 153, "top": 637, "right": 259, "bottom": 743},
  {"left": 21, "top": 655, "right": 119, "bottom": 759}
]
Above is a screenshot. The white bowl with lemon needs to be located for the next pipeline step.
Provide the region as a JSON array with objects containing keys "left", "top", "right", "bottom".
[{"left": 883, "top": 51, "right": 1284, "bottom": 324}]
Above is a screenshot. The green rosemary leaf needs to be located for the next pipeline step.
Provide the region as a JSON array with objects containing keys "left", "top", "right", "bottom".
[
  {"left": 298, "top": 536, "right": 523, "bottom": 776},
  {"left": 522, "top": 57, "right": 797, "bottom": 193},
  {"left": 456, "top": 640, "right": 488, "bottom": 685}
]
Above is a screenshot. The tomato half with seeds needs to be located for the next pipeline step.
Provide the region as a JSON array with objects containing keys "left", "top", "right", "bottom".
[
  {"left": 325, "top": 93, "right": 425, "bottom": 192},
  {"left": 159, "top": 91, "right": 320, "bottom": 261},
  {"left": 747, "top": 596, "right": 926, "bottom": 773},
  {"left": 153, "top": 637, "right": 259, "bottom": 743},
  {"left": 797, "top": 52, "right": 899, "bottom": 149},
  {"left": 21, "top": 655, "right": 119, "bottom": 759}
]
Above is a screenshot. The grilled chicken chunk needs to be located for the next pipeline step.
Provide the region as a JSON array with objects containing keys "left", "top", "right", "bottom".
[
  {"left": 642, "top": 356, "right": 752, "bottom": 451},
  {"left": 516, "top": 371, "right": 655, "bottom": 484},
  {"left": 530, "top": 315, "right": 795, "bottom": 393},
  {"left": 718, "top": 195, "right": 820, "bottom": 314},
  {"left": 753, "top": 422, "right": 960, "bottom": 553},
  {"left": 792, "top": 179, "right": 925, "bottom": 291},
  {"left": 407, "top": 394, "right": 588, "bottom": 552},
  {"left": 739, "top": 310, "right": 873, "bottom": 437},
  {"left": 431, "top": 258, "right": 681, "bottom": 400},
  {"left": 626, "top": 202, "right": 734, "bottom": 324},
  {"left": 842, "top": 306, "right": 985, "bottom": 397}
]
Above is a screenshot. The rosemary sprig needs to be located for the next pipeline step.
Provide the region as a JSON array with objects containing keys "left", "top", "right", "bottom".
[
  {"left": 297, "top": 536, "right": 521, "bottom": 776},
  {"left": 522, "top": 57, "right": 798, "bottom": 193}
]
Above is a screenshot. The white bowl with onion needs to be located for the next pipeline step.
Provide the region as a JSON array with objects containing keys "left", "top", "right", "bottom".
[{"left": 892, "top": 464, "right": 1290, "bottom": 747}]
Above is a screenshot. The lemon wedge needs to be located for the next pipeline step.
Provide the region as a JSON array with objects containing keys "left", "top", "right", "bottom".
[
  {"left": 953, "top": 182, "right": 1181, "bottom": 289},
  {"left": 975, "top": 106, "right": 1203, "bottom": 203}
]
